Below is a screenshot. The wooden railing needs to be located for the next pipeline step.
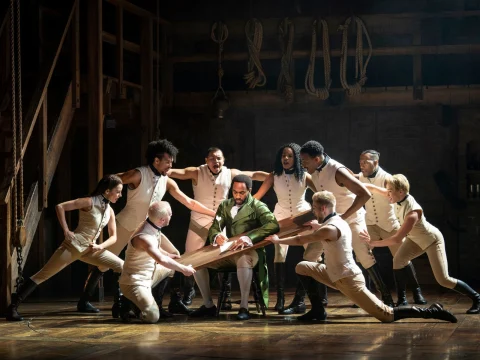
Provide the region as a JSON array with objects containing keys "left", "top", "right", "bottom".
[{"left": 0, "top": 0, "right": 80, "bottom": 312}]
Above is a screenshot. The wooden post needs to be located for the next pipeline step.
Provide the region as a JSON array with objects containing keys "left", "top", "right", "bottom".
[
  {"left": 141, "top": 17, "right": 154, "bottom": 156},
  {"left": 38, "top": 94, "right": 47, "bottom": 211},
  {"left": 72, "top": 0, "right": 80, "bottom": 108},
  {"left": 413, "top": 21, "right": 423, "bottom": 100},
  {"left": 161, "top": 25, "right": 173, "bottom": 107},
  {"left": 0, "top": 202, "right": 12, "bottom": 314},
  {"left": 116, "top": 4, "right": 125, "bottom": 99},
  {"left": 87, "top": 0, "right": 104, "bottom": 301}
]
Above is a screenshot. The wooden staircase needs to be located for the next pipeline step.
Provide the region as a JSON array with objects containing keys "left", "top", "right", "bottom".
[{"left": 0, "top": 0, "right": 80, "bottom": 313}]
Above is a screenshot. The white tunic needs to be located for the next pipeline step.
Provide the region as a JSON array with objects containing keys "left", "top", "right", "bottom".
[
  {"left": 191, "top": 165, "right": 231, "bottom": 224},
  {"left": 320, "top": 214, "right": 362, "bottom": 283},
  {"left": 116, "top": 166, "right": 168, "bottom": 231},
  {"left": 273, "top": 172, "right": 311, "bottom": 220},
  {"left": 311, "top": 158, "right": 365, "bottom": 224},
  {"left": 120, "top": 220, "right": 161, "bottom": 287},
  {"left": 359, "top": 167, "right": 399, "bottom": 232},
  {"left": 395, "top": 195, "right": 439, "bottom": 250},
  {"left": 69, "top": 195, "right": 111, "bottom": 252}
]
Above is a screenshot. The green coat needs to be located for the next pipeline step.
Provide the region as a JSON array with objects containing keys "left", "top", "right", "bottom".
[{"left": 207, "top": 193, "right": 280, "bottom": 306}]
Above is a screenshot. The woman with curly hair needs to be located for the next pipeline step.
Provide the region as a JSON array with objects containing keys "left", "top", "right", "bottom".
[
  {"left": 254, "top": 143, "right": 318, "bottom": 314},
  {"left": 361, "top": 174, "right": 480, "bottom": 315}
]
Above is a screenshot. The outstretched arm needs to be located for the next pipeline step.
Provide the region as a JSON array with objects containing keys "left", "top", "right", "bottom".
[
  {"left": 363, "top": 183, "right": 389, "bottom": 197},
  {"left": 253, "top": 173, "right": 274, "bottom": 200},
  {"left": 166, "top": 178, "right": 216, "bottom": 217},
  {"left": 231, "top": 169, "right": 270, "bottom": 181},
  {"left": 335, "top": 168, "right": 371, "bottom": 220},
  {"left": 305, "top": 173, "right": 317, "bottom": 192},
  {"left": 266, "top": 225, "right": 338, "bottom": 246},
  {"left": 134, "top": 235, "right": 195, "bottom": 276},
  {"left": 167, "top": 167, "right": 199, "bottom": 183},
  {"left": 56, "top": 197, "right": 92, "bottom": 242}
]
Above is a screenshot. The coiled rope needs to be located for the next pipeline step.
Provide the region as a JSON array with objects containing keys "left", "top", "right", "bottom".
[{"left": 244, "top": 18, "right": 266, "bottom": 89}]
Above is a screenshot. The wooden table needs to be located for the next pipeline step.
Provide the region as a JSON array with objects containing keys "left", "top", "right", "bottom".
[{"left": 177, "top": 211, "right": 315, "bottom": 269}]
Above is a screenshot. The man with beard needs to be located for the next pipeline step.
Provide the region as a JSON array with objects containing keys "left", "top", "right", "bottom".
[
  {"left": 265, "top": 191, "right": 457, "bottom": 324},
  {"left": 300, "top": 141, "right": 395, "bottom": 307},
  {"left": 189, "top": 175, "right": 279, "bottom": 320},
  {"left": 357, "top": 149, "right": 426, "bottom": 306},
  {"left": 76, "top": 139, "right": 215, "bottom": 317},
  {"left": 168, "top": 147, "right": 267, "bottom": 309}
]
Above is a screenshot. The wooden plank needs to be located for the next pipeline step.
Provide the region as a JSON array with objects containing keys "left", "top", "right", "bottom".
[
  {"left": 102, "top": 31, "right": 161, "bottom": 61},
  {"left": 141, "top": 17, "right": 154, "bottom": 156},
  {"left": 0, "top": 202, "right": 12, "bottom": 314},
  {"left": 38, "top": 95, "right": 47, "bottom": 211},
  {"left": 105, "top": 0, "right": 169, "bottom": 25},
  {"left": 171, "top": 44, "right": 480, "bottom": 63},
  {"left": 177, "top": 211, "right": 314, "bottom": 269},
  {"left": 116, "top": 5, "right": 125, "bottom": 99},
  {"left": 87, "top": 0, "right": 103, "bottom": 192},
  {"left": 11, "top": 84, "right": 76, "bottom": 289},
  {"left": 72, "top": 0, "right": 80, "bottom": 108}
]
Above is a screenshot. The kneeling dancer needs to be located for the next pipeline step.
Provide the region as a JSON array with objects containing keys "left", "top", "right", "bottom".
[{"left": 119, "top": 201, "right": 195, "bottom": 323}]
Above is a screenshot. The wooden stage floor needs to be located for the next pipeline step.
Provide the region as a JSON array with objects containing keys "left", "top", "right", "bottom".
[{"left": 1, "top": 289, "right": 479, "bottom": 360}]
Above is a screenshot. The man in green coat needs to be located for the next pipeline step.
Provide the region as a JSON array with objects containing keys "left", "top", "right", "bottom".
[{"left": 189, "top": 175, "right": 279, "bottom": 320}]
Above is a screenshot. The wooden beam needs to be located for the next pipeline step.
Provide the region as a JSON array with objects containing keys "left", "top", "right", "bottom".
[
  {"left": 171, "top": 44, "right": 480, "bottom": 63},
  {"left": 38, "top": 94, "right": 47, "bottom": 211},
  {"left": 87, "top": 0, "right": 103, "bottom": 192},
  {"left": 161, "top": 25, "right": 173, "bottom": 107},
  {"left": 72, "top": 0, "right": 80, "bottom": 108},
  {"left": 103, "top": 75, "right": 142, "bottom": 90},
  {"left": 141, "top": 17, "right": 154, "bottom": 156},
  {"left": 105, "top": 0, "right": 169, "bottom": 25},
  {"left": 11, "top": 84, "right": 76, "bottom": 294},
  {"left": 172, "top": 85, "right": 480, "bottom": 108},
  {"left": 116, "top": 5, "right": 125, "bottom": 99},
  {"left": 0, "top": 202, "right": 12, "bottom": 314},
  {"left": 102, "top": 31, "right": 161, "bottom": 61}
]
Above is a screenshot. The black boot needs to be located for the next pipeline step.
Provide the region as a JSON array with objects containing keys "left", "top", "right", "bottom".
[
  {"left": 119, "top": 295, "right": 140, "bottom": 323},
  {"left": 168, "top": 273, "right": 193, "bottom": 315},
  {"left": 153, "top": 277, "right": 173, "bottom": 318},
  {"left": 454, "top": 280, "right": 480, "bottom": 314},
  {"left": 218, "top": 273, "right": 232, "bottom": 311},
  {"left": 393, "top": 303, "right": 457, "bottom": 323},
  {"left": 394, "top": 268, "right": 408, "bottom": 307},
  {"left": 296, "top": 275, "right": 327, "bottom": 321},
  {"left": 5, "top": 278, "right": 38, "bottom": 321},
  {"left": 366, "top": 263, "right": 395, "bottom": 308},
  {"left": 77, "top": 268, "right": 103, "bottom": 313},
  {"left": 274, "top": 263, "right": 286, "bottom": 313},
  {"left": 281, "top": 280, "right": 306, "bottom": 315},
  {"left": 182, "top": 275, "right": 196, "bottom": 306},
  {"left": 111, "top": 273, "right": 123, "bottom": 318},
  {"left": 405, "top": 262, "right": 427, "bottom": 305}
]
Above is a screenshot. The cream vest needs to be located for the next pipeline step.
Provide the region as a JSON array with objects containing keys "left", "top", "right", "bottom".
[
  {"left": 311, "top": 158, "right": 365, "bottom": 224},
  {"left": 191, "top": 165, "right": 231, "bottom": 223},
  {"left": 395, "top": 195, "right": 438, "bottom": 250},
  {"left": 320, "top": 214, "right": 362, "bottom": 282},
  {"left": 359, "top": 167, "right": 399, "bottom": 232},
  {"left": 119, "top": 220, "right": 161, "bottom": 287},
  {"left": 116, "top": 166, "right": 168, "bottom": 231},
  {"left": 273, "top": 172, "right": 311, "bottom": 220}
]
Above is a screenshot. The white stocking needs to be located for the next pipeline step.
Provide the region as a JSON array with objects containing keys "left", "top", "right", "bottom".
[
  {"left": 237, "top": 267, "right": 253, "bottom": 309},
  {"left": 193, "top": 268, "right": 214, "bottom": 308}
]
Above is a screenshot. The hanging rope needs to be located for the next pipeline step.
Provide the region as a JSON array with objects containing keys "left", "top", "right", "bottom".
[
  {"left": 10, "top": 0, "right": 25, "bottom": 291},
  {"left": 210, "top": 21, "right": 229, "bottom": 102},
  {"left": 243, "top": 18, "right": 266, "bottom": 89},
  {"left": 338, "top": 16, "right": 372, "bottom": 96},
  {"left": 277, "top": 18, "right": 295, "bottom": 104},
  {"left": 305, "top": 18, "right": 331, "bottom": 100}
]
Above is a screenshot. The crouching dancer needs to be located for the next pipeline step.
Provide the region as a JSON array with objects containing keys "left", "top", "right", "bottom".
[
  {"left": 6, "top": 175, "right": 125, "bottom": 321},
  {"left": 119, "top": 201, "right": 195, "bottom": 323},
  {"left": 266, "top": 191, "right": 457, "bottom": 323}
]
